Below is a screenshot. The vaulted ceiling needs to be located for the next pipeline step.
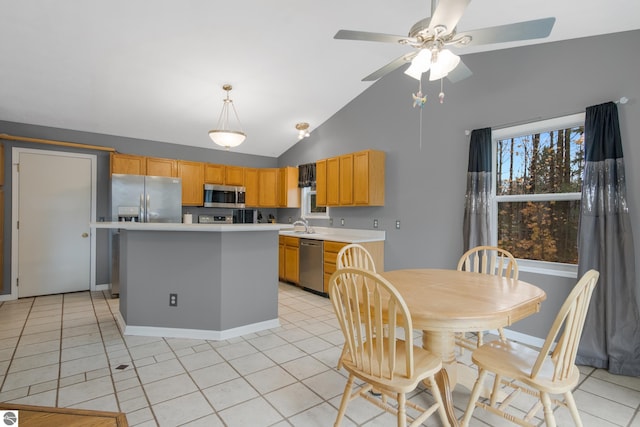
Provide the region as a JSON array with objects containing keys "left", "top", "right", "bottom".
[{"left": 1, "top": 1, "right": 639, "bottom": 157}]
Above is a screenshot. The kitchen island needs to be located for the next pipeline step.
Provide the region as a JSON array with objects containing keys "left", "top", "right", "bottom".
[{"left": 92, "top": 222, "right": 283, "bottom": 340}]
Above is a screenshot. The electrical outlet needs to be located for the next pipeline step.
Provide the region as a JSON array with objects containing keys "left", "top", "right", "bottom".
[
  {"left": 329, "top": 218, "right": 333, "bottom": 226},
  {"left": 373, "top": 219, "right": 378, "bottom": 228},
  {"left": 340, "top": 218, "right": 345, "bottom": 226},
  {"left": 288, "top": 217, "right": 292, "bottom": 223},
  {"left": 395, "top": 220, "right": 401, "bottom": 229},
  {"left": 169, "top": 293, "right": 178, "bottom": 307}
]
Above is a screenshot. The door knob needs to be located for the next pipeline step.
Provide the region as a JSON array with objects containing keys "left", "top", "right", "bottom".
[{"left": 82, "top": 232, "right": 89, "bottom": 238}]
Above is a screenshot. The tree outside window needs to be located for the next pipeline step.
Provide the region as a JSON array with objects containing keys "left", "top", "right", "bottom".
[{"left": 493, "top": 114, "right": 585, "bottom": 264}]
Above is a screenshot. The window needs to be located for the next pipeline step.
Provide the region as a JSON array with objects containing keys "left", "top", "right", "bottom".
[
  {"left": 492, "top": 113, "right": 585, "bottom": 266},
  {"left": 301, "top": 187, "right": 329, "bottom": 219}
]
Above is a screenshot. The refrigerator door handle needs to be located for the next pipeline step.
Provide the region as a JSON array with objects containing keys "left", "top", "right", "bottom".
[
  {"left": 139, "top": 193, "right": 145, "bottom": 223},
  {"left": 146, "top": 194, "right": 151, "bottom": 222}
]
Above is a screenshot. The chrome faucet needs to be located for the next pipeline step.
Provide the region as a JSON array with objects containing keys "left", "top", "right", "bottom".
[{"left": 292, "top": 218, "right": 313, "bottom": 234}]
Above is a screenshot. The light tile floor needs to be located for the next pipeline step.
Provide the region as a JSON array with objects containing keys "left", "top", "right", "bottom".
[{"left": 0, "top": 283, "right": 638, "bottom": 426}]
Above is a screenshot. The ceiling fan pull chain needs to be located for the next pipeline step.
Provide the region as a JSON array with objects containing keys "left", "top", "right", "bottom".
[
  {"left": 412, "top": 80, "right": 427, "bottom": 150},
  {"left": 439, "top": 78, "right": 445, "bottom": 104}
]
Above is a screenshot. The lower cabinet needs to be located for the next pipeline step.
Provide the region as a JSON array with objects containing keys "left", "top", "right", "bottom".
[
  {"left": 279, "top": 236, "right": 300, "bottom": 284},
  {"left": 323, "top": 240, "right": 385, "bottom": 293}
]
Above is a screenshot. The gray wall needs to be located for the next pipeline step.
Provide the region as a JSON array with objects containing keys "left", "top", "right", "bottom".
[
  {"left": 0, "top": 123, "right": 277, "bottom": 289},
  {"left": 278, "top": 30, "right": 640, "bottom": 336}
]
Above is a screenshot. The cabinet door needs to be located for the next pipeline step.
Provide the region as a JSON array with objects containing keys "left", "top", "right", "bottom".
[
  {"left": 326, "top": 157, "right": 340, "bottom": 206},
  {"left": 258, "top": 168, "right": 278, "bottom": 207},
  {"left": 339, "top": 154, "right": 353, "bottom": 205},
  {"left": 353, "top": 151, "right": 370, "bottom": 204},
  {"left": 225, "top": 166, "right": 245, "bottom": 186},
  {"left": 244, "top": 168, "right": 259, "bottom": 206},
  {"left": 146, "top": 157, "right": 177, "bottom": 177},
  {"left": 278, "top": 167, "right": 300, "bottom": 208},
  {"left": 278, "top": 238, "right": 285, "bottom": 280},
  {"left": 0, "top": 144, "right": 4, "bottom": 186},
  {"left": 315, "top": 160, "right": 327, "bottom": 206},
  {"left": 111, "top": 153, "right": 146, "bottom": 175},
  {"left": 284, "top": 245, "right": 299, "bottom": 284},
  {"left": 177, "top": 160, "right": 204, "bottom": 206},
  {"left": 204, "top": 163, "right": 225, "bottom": 184}
]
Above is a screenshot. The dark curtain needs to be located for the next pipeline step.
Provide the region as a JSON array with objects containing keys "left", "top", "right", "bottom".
[
  {"left": 298, "top": 163, "right": 315, "bottom": 188},
  {"left": 576, "top": 102, "right": 640, "bottom": 376},
  {"left": 463, "top": 128, "right": 492, "bottom": 252}
]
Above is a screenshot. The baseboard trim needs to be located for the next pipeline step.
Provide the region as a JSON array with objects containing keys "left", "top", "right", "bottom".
[
  {"left": 121, "top": 318, "right": 281, "bottom": 341},
  {"left": 501, "top": 328, "right": 545, "bottom": 348}
]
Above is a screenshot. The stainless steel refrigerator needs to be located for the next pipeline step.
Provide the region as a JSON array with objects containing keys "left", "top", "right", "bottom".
[
  {"left": 111, "top": 173, "right": 182, "bottom": 223},
  {"left": 110, "top": 173, "right": 182, "bottom": 297}
]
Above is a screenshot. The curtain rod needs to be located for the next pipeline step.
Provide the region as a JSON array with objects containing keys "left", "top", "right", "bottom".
[
  {"left": 0, "top": 133, "right": 115, "bottom": 152},
  {"left": 464, "top": 97, "right": 629, "bottom": 136}
]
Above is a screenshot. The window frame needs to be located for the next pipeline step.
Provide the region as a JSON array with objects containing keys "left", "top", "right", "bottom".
[
  {"left": 300, "top": 186, "right": 330, "bottom": 219},
  {"left": 490, "top": 112, "right": 585, "bottom": 277}
]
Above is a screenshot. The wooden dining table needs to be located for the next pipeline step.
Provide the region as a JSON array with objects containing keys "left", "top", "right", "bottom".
[{"left": 379, "top": 269, "right": 547, "bottom": 394}]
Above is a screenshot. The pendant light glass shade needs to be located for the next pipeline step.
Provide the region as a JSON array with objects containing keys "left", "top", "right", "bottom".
[
  {"left": 208, "top": 84, "right": 246, "bottom": 149},
  {"left": 404, "top": 49, "right": 432, "bottom": 80},
  {"left": 428, "top": 49, "right": 460, "bottom": 81}
]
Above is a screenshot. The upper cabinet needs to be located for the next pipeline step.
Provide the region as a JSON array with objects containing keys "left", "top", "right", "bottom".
[
  {"left": 278, "top": 166, "right": 300, "bottom": 208},
  {"left": 111, "top": 153, "right": 146, "bottom": 175},
  {"left": 225, "top": 166, "right": 245, "bottom": 186},
  {"left": 244, "top": 168, "right": 259, "bottom": 206},
  {"left": 204, "top": 163, "right": 225, "bottom": 184},
  {"left": 178, "top": 160, "right": 204, "bottom": 206},
  {"left": 146, "top": 157, "right": 177, "bottom": 177},
  {"left": 258, "top": 168, "right": 278, "bottom": 207},
  {"left": 316, "top": 149, "right": 385, "bottom": 207}
]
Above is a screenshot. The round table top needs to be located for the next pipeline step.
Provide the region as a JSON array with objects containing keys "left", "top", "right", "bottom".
[{"left": 379, "top": 269, "right": 547, "bottom": 333}]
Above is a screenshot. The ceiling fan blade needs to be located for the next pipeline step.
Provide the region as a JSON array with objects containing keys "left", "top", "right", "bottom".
[
  {"left": 457, "top": 17, "right": 556, "bottom": 47},
  {"left": 362, "top": 52, "right": 418, "bottom": 82},
  {"left": 334, "top": 29, "right": 410, "bottom": 44},
  {"left": 429, "top": 0, "right": 472, "bottom": 35},
  {"left": 446, "top": 59, "right": 472, "bottom": 83}
]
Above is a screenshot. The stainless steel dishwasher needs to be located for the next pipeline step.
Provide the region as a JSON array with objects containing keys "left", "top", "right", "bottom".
[{"left": 299, "top": 239, "right": 324, "bottom": 293}]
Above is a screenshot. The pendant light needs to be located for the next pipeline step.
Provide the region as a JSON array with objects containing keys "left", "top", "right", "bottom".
[{"left": 208, "top": 84, "right": 246, "bottom": 149}]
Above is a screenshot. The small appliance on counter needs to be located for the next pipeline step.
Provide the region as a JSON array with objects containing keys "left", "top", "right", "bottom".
[
  {"left": 233, "top": 209, "right": 257, "bottom": 224},
  {"left": 198, "top": 214, "right": 233, "bottom": 224}
]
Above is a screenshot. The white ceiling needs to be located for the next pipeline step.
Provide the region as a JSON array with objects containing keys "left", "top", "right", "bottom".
[{"left": 1, "top": 1, "right": 639, "bottom": 157}]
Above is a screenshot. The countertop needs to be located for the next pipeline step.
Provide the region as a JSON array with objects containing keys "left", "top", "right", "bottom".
[
  {"left": 90, "top": 222, "right": 386, "bottom": 242},
  {"left": 278, "top": 226, "right": 385, "bottom": 243},
  {"left": 91, "top": 222, "right": 283, "bottom": 232}
]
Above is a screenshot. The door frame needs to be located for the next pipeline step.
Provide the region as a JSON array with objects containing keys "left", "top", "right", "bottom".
[{"left": 5, "top": 147, "right": 97, "bottom": 300}]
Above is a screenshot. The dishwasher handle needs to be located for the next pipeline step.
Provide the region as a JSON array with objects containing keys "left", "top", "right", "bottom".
[{"left": 300, "top": 239, "right": 322, "bottom": 247}]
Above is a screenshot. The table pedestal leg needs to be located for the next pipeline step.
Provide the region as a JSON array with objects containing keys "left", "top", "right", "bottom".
[{"left": 423, "top": 331, "right": 457, "bottom": 387}]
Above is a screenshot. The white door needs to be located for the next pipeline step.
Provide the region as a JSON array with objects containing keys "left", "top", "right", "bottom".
[{"left": 13, "top": 148, "right": 96, "bottom": 298}]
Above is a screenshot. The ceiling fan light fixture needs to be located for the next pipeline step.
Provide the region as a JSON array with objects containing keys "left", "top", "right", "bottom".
[
  {"left": 295, "top": 122, "right": 310, "bottom": 139},
  {"left": 404, "top": 48, "right": 432, "bottom": 80},
  {"left": 429, "top": 49, "right": 460, "bottom": 81},
  {"left": 208, "top": 84, "right": 246, "bottom": 149}
]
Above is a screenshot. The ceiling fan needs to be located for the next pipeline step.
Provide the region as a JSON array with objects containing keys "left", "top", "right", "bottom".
[{"left": 334, "top": 0, "right": 555, "bottom": 83}]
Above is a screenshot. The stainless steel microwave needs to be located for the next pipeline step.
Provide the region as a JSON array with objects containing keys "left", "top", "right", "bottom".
[{"left": 203, "top": 184, "right": 246, "bottom": 208}]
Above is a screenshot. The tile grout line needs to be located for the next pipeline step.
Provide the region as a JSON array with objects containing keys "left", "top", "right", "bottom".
[
  {"left": 0, "top": 297, "right": 36, "bottom": 396},
  {"left": 99, "top": 289, "right": 159, "bottom": 426}
]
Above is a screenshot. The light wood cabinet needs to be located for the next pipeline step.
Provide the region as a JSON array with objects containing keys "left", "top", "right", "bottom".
[
  {"left": 278, "top": 236, "right": 285, "bottom": 280},
  {"left": 146, "top": 157, "right": 177, "bottom": 177},
  {"left": 339, "top": 153, "right": 353, "bottom": 205},
  {"left": 316, "top": 149, "right": 385, "bottom": 207},
  {"left": 279, "top": 236, "right": 299, "bottom": 284},
  {"left": 353, "top": 150, "right": 385, "bottom": 205},
  {"left": 323, "top": 239, "right": 385, "bottom": 292},
  {"left": 111, "top": 153, "right": 146, "bottom": 175},
  {"left": 326, "top": 157, "right": 340, "bottom": 206},
  {"left": 204, "top": 163, "right": 225, "bottom": 184},
  {"left": 225, "top": 166, "right": 245, "bottom": 186},
  {"left": 0, "top": 143, "right": 4, "bottom": 186},
  {"left": 258, "top": 168, "right": 278, "bottom": 207},
  {"left": 244, "top": 168, "right": 259, "bottom": 206},
  {"left": 316, "top": 160, "right": 326, "bottom": 206},
  {"left": 278, "top": 167, "right": 300, "bottom": 208},
  {"left": 177, "top": 160, "right": 204, "bottom": 206}
]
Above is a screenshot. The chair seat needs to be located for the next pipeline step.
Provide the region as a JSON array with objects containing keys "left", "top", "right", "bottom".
[
  {"left": 341, "top": 339, "right": 442, "bottom": 394},
  {"left": 472, "top": 339, "right": 580, "bottom": 394}
]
